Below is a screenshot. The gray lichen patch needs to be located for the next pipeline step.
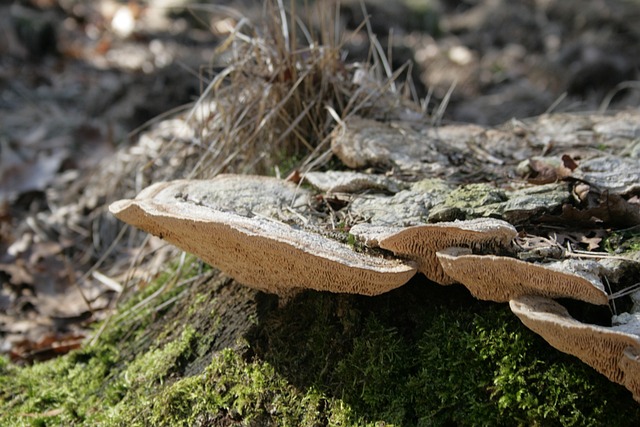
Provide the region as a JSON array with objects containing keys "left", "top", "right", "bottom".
[
  {"left": 592, "top": 111, "right": 640, "bottom": 141},
  {"left": 439, "top": 183, "right": 508, "bottom": 219},
  {"left": 347, "top": 178, "right": 453, "bottom": 226},
  {"left": 503, "top": 182, "right": 571, "bottom": 224},
  {"left": 544, "top": 259, "right": 607, "bottom": 294},
  {"left": 303, "top": 171, "right": 405, "bottom": 194},
  {"left": 331, "top": 116, "right": 455, "bottom": 176},
  {"left": 573, "top": 156, "right": 640, "bottom": 195},
  {"left": 613, "top": 313, "right": 640, "bottom": 335},
  {"left": 421, "top": 181, "right": 569, "bottom": 224},
  {"left": 510, "top": 111, "right": 640, "bottom": 154}
]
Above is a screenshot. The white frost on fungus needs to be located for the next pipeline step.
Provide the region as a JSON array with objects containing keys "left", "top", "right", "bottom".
[
  {"left": 132, "top": 175, "right": 311, "bottom": 219},
  {"left": 303, "top": 171, "right": 403, "bottom": 194}
]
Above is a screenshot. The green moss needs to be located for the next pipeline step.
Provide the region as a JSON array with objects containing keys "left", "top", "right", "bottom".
[
  {"left": 0, "top": 344, "right": 120, "bottom": 426},
  {"left": 605, "top": 229, "right": 640, "bottom": 254},
  {"left": 250, "top": 283, "right": 640, "bottom": 426},
  {"left": 187, "top": 293, "right": 209, "bottom": 316},
  {"left": 0, "top": 256, "right": 208, "bottom": 426},
  {"left": 97, "top": 344, "right": 355, "bottom": 426},
  {"left": 335, "top": 315, "right": 412, "bottom": 423},
  {"left": 410, "top": 308, "right": 625, "bottom": 426},
  {"left": 270, "top": 149, "right": 304, "bottom": 177},
  {"left": 442, "top": 183, "right": 507, "bottom": 219},
  {"left": 99, "top": 326, "right": 200, "bottom": 425},
  {"left": 346, "top": 233, "right": 368, "bottom": 253},
  {"left": 141, "top": 349, "right": 348, "bottom": 426},
  {"left": 2, "top": 267, "right": 640, "bottom": 426}
]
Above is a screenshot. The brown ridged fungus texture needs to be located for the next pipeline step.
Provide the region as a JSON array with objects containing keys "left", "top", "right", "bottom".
[
  {"left": 109, "top": 199, "right": 416, "bottom": 296},
  {"left": 621, "top": 347, "right": 640, "bottom": 402},
  {"left": 437, "top": 248, "right": 608, "bottom": 305},
  {"left": 377, "top": 218, "right": 517, "bottom": 285},
  {"left": 510, "top": 295, "right": 640, "bottom": 401}
]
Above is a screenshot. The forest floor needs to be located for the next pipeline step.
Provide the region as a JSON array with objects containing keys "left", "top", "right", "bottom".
[{"left": 2, "top": 0, "right": 640, "bottom": 425}]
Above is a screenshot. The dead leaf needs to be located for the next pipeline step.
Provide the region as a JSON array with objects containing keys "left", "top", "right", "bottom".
[
  {"left": 9, "top": 332, "right": 85, "bottom": 363},
  {"left": 0, "top": 140, "right": 66, "bottom": 203},
  {"left": 558, "top": 193, "right": 640, "bottom": 228},
  {"left": 554, "top": 231, "right": 605, "bottom": 251},
  {"left": 525, "top": 156, "right": 573, "bottom": 185},
  {"left": 561, "top": 154, "right": 579, "bottom": 171},
  {"left": 0, "top": 260, "right": 34, "bottom": 286}
]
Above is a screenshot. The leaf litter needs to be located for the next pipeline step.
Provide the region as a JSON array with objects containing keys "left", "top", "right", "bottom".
[{"left": 2, "top": 0, "right": 640, "bottom": 367}]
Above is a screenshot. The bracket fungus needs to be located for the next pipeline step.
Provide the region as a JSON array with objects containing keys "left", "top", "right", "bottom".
[
  {"left": 109, "top": 178, "right": 416, "bottom": 296},
  {"left": 436, "top": 248, "right": 609, "bottom": 305},
  {"left": 350, "top": 218, "right": 517, "bottom": 285},
  {"left": 510, "top": 295, "right": 640, "bottom": 401}
]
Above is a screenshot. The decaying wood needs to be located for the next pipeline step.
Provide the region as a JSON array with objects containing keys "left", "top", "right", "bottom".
[{"left": 111, "top": 110, "right": 640, "bottom": 401}]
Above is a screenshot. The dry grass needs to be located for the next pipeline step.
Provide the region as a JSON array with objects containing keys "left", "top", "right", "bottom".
[
  {"left": 84, "top": 0, "right": 423, "bottom": 308},
  {"left": 172, "top": 0, "right": 421, "bottom": 178}
]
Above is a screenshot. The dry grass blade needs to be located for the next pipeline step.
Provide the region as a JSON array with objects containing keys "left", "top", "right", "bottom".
[
  {"left": 179, "top": 1, "right": 349, "bottom": 178},
  {"left": 91, "top": 0, "right": 424, "bottom": 323},
  {"left": 162, "top": 0, "right": 423, "bottom": 179}
]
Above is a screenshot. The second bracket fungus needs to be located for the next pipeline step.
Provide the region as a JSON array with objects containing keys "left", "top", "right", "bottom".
[
  {"left": 510, "top": 295, "right": 640, "bottom": 401},
  {"left": 351, "top": 218, "right": 517, "bottom": 285},
  {"left": 437, "top": 248, "right": 608, "bottom": 305}
]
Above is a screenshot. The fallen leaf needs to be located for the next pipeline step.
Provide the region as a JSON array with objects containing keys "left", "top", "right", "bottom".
[
  {"left": 559, "top": 193, "right": 640, "bottom": 228},
  {"left": 0, "top": 140, "right": 66, "bottom": 203},
  {"left": 0, "top": 260, "right": 34, "bottom": 286},
  {"left": 524, "top": 156, "right": 573, "bottom": 185},
  {"left": 561, "top": 154, "right": 579, "bottom": 171},
  {"left": 9, "top": 332, "right": 85, "bottom": 363},
  {"left": 554, "top": 231, "right": 605, "bottom": 251}
]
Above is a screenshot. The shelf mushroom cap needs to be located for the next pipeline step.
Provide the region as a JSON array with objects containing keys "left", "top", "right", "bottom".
[
  {"left": 437, "top": 248, "right": 608, "bottom": 305},
  {"left": 351, "top": 218, "right": 516, "bottom": 285},
  {"left": 510, "top": 295, "right": 640, "bottom": 401},
  {"left": 109, "top": 187, "right": 416, "bottom": 296}
]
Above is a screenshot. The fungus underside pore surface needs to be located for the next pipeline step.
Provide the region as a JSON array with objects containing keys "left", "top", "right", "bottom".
[{"left": 2, "top": 262, "right": 640, "bottom": 426}]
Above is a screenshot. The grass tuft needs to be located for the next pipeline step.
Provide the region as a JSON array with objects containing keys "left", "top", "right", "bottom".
[{"left": 178, "top": 0, "right": 419, "bottom": 178}]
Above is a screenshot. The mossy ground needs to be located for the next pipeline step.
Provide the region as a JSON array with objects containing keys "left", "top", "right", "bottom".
[{"left": 2, "top": 259, "right": 640, "bottom": 426}]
